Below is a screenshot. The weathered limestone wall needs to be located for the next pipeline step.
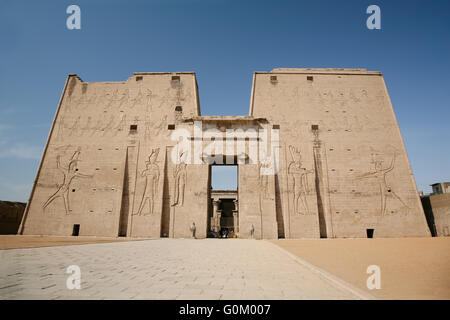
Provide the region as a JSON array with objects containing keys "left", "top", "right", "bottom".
[
  {"left": 238, "top": 164, "right": 277, "bottom": 239},
  {"left": 250, "top": 68, "right": 430, "bottom": 238},
  {"left": 20, "top": 73, "right": 203, "bottom": 237},
  {"left": 19, "top": 68, "right": 430, "bottom": 239}
]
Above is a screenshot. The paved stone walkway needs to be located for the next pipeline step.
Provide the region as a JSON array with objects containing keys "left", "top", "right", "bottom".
[{"left": 0, "top": 239, "right": 366, "bottom": 300}]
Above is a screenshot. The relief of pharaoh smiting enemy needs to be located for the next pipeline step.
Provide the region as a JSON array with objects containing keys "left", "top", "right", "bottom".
[
  {"left": 288, "top": 145, "right": 314, "bottom": 215},
  {"left": 135, "top": 148, "right": 160, "bottom": 216},
  {"left": 358, "top": 150, "right": 409, "bottom": 216},
  {"left": 42, "top": 148, "right": 93, "bottom": 214}
]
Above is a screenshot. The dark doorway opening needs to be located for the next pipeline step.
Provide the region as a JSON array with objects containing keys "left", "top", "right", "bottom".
[
  {"left": 208, "top": 164, "right": 238, "bottom": 238},
  {"left": 72, "top": 224, "right": 80, "bottom": 236},
  {"left": 219, "top": 198, "right": 235, "bottom": 233},
  {"left": 366, "top": 228, "right": 374, "bottom": 238}
]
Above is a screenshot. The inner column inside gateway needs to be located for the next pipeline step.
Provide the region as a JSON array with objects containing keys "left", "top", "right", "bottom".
[{"left": 208, "top": 165, "right": 238, "bottom": 238}]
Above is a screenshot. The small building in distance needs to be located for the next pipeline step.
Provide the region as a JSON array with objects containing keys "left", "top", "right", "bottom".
[
  {"left": 421, "top": 182, "right": 450, "bottom": 237},
  {"left": 0, "top": 201, "right": 26, "bottom": 234},
  {"left": 431, "top": 182, "right": 450, "bottom": 195}
]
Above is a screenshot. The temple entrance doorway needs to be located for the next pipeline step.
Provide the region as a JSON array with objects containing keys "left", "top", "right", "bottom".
[{"left": 208, "top": 165, "right": 238, "bottom": 238}]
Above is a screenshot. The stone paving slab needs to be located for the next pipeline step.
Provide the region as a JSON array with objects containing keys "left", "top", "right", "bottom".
[{"left": 0, "top": 239, "right": 368, "bottom": 300}]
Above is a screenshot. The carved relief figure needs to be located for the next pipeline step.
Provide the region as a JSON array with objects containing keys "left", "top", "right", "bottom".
[
  {"left": 175, "top": 84, "right": 183, "bottom": 105},
  {"left": 100, "top": 115, "right": 115, "bottom": 136},
  {"left": 130, "top": 89, "right": 144, "bottom": 109},
  {"left": 349, "top": 89, "right": 360, "bottom": 103},
  {"left": 153, "top": 115, "right": 167, "bottom": 136},
  {"left": 118, "top": 89, "right": 130, "bottom": 109},
  {"left": 136, "top": 148, "right": 160, "bottom": 216},
  {"left": 359, "top": 151, "right": 408, "bottom": 216},
  {"left": 108, "top": 89, "right": 119, "bottom": 109},
  {"left": 172, "top": 151, "right": 187, "bottom": 207},
  {"left": 68, "top": 116, "right": 81, "bottom": 136},
  {"left": 360, "top": 89, "right": 369, "bottom": 100},
  {"left": 113, "top": 113, "right": 126, "bottom": 135},
  {"left": 145, "top": 89, "right": 153, "bottom": 113},
  {"left": 157, "top": 89, "right": 171, "bottom": 110},
  {"left": 43, "top": 148, "right": 92, "bottom": 214},
  {"left": 288, "top": 146, "right": 314, "bottom": 215},
  {"left": 90, "top": 118, "right": 103, "bottom": 137},
  {"left": 144, "top": 116, "right": 151, "bottom": 140},
  {"left": 99, "top": 89, "right": 112, "bottom": 109},
  {"left": 81, "top": 116, "right": 92, "bottom": 136},
  {"left": 56, "top": 116, "right": 65, "bottom": 140}
]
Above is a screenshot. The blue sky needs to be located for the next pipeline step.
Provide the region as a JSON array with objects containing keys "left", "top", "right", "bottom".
[{"left": 0, "top": 0, "right": 449, "bottom": 200}]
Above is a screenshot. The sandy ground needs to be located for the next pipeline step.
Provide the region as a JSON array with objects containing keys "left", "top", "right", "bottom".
[
  {"left": 272, "top": 237, "right": 450, "bottom": 300},
  {"left": 0, "top": 235, "right": 147, "bottom": 249},
  {"left": 1, "top": 239, "right": 363, "bottom": 300},
  {"left": 2, "top": 235, "right": 448, "bottom": 299}
]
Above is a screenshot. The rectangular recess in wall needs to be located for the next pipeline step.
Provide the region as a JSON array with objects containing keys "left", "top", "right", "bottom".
[
  {"left": 72, "top": 224, "right": 80, "bottom": 236},
  {"left": 129, "top": 124, "right": 137, "bottom": 133}
]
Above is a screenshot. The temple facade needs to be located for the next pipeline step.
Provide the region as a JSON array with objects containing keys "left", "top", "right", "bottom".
[{"left": 19, "top": 69, "right": 431, "bottom": 239}]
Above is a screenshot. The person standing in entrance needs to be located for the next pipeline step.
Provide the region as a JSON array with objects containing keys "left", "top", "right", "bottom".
[
  {"left": 250, "top": 224, "right": 255, "bottom": 239},
  {"left": 190, "top": 222, "right": 196, "bottom": 239}
]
